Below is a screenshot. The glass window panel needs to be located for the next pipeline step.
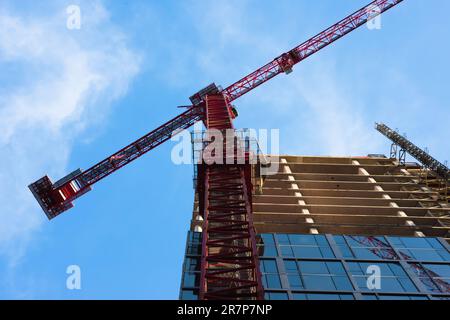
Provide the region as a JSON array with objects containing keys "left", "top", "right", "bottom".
[
  {"left": 377, "top": 263, "right": 396, "bottom": 276},
  {"left": 265, "top": 274, "right": 282, "bottom": 289},
  {"left": 292, "top": 293, "right": 307, "bottom": 300},
  {"left": 187, "top": 244, "right": 201, "bottom": 255},
  {"left": 362, "top": 294, "right": 378, "bottom": 300},
  {"left": 298, "top": 261, "right": 328, "bottom": 274},
  {"left": 388, "top": 237, "right": 402, "bottom": 247},
  {"left": 303, "top": 275, "right": 336, "bottom": 290},
  {"left": 398, "top": 277, "right": 418, "bottom": 293},
  {"left": 422, "top": 264, "right": 450, "bottom": 278},
  {"left": 306, "top": 293, "right": 340, "bottom": 300},
  {"left": 320, "top": 247, "right": 335, "bottom": 258},
  {"left": 354, "top": 275, "right": 416, "bottom": 293},
  {"left": 280, "top": 246, "right": 294, "bottom": 257},
  {"left": 346, "top": 236, "right": 388, "bottom": 248},
  {"left": 289, "top": 234, "right": 315, "bottom": 245},
  {"left": 357, "top": 262, "right": 394, "bottom": 276},
  {"left": 315, "top": 235, "right": 329, "bottom": 246},
  {"left": 333, "top": 235, "right": 346, "bottom": 245},
  {"left": 399, "top": 237, "right": 433, "bottom": 249},
  {"left": 189, "top": 232, "right": 201, "bottom": 243},
  {"left": 398, "top": 248, "right": 413, "bottom": 259},
  {"left": 338, "top": 245, "right": 354, "bottom": 258},
  {"left": 355, "top": 262, "right": 371, "bottom": 274},
  {"left": 417, "top": 278, "right": 439, "bottom": 292},
  {"left": 284, "top": 260, "right": 298, "bottom": 273},
  {"left": 277, "top": 234, "right": 290, "bottom": 245},
  {"left": 265, "top": 292, "right": 288, "bottom": 300},
  {"left": 359, "top": 269, "right": 416, "bottom": 292},
  {"left": 388, "top": 263, "right": 407, "bottom": 277},
  {"left": 260, "top": 244, "right": 278, "bottom": 257},
  {"left": 406, "top": 249, "right": 443, "bottom": 262},
  {"left": 333, "top": 276, "right": 353, "bottom": 291},
  {"left": 293, "top": 246, "right": 322, "bottom": 258},
  {"left": 184, "top": 257, "right": 199, "bottom": 271},
  {"left": 376, "top": 277, "right": 405, "bottom": 293},
  {"left": 180, "top": 290, "right": 198, "bottom": 300},
  {"left": 353, "top": 248, "right": 385, "bottom": 260},
  {"left": 345, "top": 236, "right": 364, "bottom": 248},
  {"left": 288, "top": 274, "right": 303, "bottom": 289},
  {"left": 408, "top": 263, "right": 428, "bottom": 277},
  {"left": 378, "top": 295, "right": 411, "bottom": 300},
  {"left": 262, "top": 259, "right": 278, "bottom": 273},
  {"left": 347, "top": 262, "right": 364, "bottom": 275},
  {"left": 435, "top": 279, "right": 450, "bottom": 293},
  {"left": 410, "top": 296, "right": 429, "bottom": 300},
  {"left": 326, "top": 262, "right": 346, "bottom": 275},
  {"left": 427, "top": 238, "right": 445, "bottom": 250},
  {"left": 438, "top": 250, "right": 450, "bottom": 261},
  {"left": 261, "top": 233, "right": 275, "bottom": 246},
  {"left": 183, "top": 272, "right": 199, "bottom": 287},
  {"left": 339, "top": 294, "right": 355, "bottom": 300},
  {"left": 354, "top": 276, "right": 369, "bottom": 290},
  {"left": 261, "top": 275, "right": 268, "bottom": 288}
]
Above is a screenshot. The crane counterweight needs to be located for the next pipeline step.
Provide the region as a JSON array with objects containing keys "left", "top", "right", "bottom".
[{"left": 28, "top": 171, "right": 92, "bottom": 220}]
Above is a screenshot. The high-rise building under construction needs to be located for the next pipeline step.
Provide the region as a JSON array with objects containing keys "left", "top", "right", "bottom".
[
  {"left": 26, "top": 0, "right": 450, "bottom": 301},
  {"left": 180, "top": 153, "right": 450, "bottom": 300}
]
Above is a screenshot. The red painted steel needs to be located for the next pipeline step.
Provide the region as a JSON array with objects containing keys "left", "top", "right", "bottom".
[
  {"left": 26, "top": 0, "right": 413, "bottom": 301},
  {"left": 29, "top": 106, "right": 203, "bottom": 219},
  {"left": 198, "top": 95, "right": 263, "bottom": 300},
  {"left": 29, "top": 0, "right": 404, "bottom": 218}
]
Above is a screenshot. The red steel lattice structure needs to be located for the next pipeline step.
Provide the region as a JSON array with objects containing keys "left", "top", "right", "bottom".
[
  {"left": 28, "top": 0, "right": 405, "bottom": 300},
  {"left": 197, "top": 95, "right": 263, "bottom": 299}
]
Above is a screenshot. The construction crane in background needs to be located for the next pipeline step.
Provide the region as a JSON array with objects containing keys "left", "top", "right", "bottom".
[
  {"left": 376, "top": 123, "right": 449, "bottom": 179},
  {"left": 29, "top": 0, "right": 405, "bottom": 300},
  {"left": 376, "top": 123, "right": 449, "bottom": 202}
]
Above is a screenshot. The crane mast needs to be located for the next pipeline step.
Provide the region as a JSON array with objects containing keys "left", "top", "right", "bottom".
[
  {"left": 197, "top": 95, "right": 263, "bottom": 299},
  {"left": 29, "top": 0, "right": 405, "bottom": 220},
  {"left": 28, "top": 0, "right": 408, "bottom": 300}
]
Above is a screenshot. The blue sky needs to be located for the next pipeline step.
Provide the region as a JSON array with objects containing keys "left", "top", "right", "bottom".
[{"left": 0, "top": 0, "right": 449, "bottom": 299}]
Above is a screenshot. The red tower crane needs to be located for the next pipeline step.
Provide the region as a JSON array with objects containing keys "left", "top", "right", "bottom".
[{"left": 29, "top": 0, "right": 405, "bottom": 300}]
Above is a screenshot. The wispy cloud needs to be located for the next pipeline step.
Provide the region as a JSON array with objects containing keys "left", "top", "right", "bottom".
[
  {"left": 250, "top": 60, "right": 381, "bottom": 157},
  {"left": 0, "top": 1, "right": 140, "bottom": 262},
  {"left": 163, "top": 0, "right": 380, "bottom": 157}
]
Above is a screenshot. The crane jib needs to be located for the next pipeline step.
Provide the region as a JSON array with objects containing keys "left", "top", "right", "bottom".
[
  {"left": 221, "top": 0, "right": 404, "bottom": 103},
  {"left": 29, "top": 0, "right": 406, "bottom": 218}
]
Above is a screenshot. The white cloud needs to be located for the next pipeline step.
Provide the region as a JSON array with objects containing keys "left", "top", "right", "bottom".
[
  {"left": 0, "top": 1, "right": 140, "bottom": 262},
  {"left": 275, "top": 62, "right": 380, "bottom": 156},
  {"left": 171, "top": 1, "right": 378, "bottom": 157}
]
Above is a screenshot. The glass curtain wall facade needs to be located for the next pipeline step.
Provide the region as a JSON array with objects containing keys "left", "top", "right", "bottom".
[{"left": 180, "top": 232, "right": 450, "bottom": 300}]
